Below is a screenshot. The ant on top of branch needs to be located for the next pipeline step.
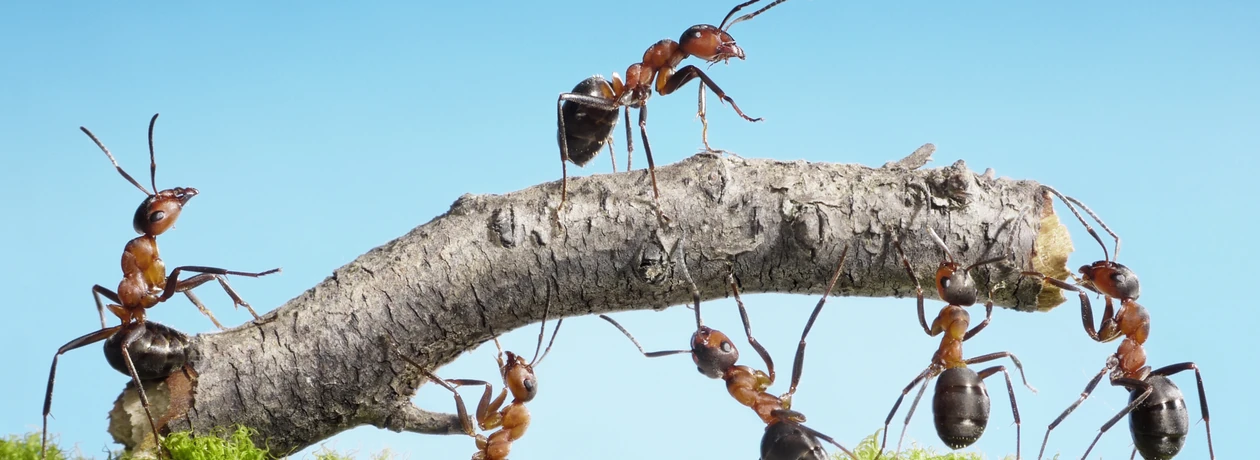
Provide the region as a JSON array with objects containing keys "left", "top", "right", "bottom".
[{"left": 555, "top": 0, "right": 790, "bottom": 222}]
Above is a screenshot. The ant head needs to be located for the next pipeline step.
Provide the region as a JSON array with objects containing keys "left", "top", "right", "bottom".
[
  {"left": 1079, "top": 261, "right": 1140, "bottom": 301},
  {"left": 679, "top": 25, "right": 745, "bottom": 63},
  {"left": 501, "top": 351, "right": 539, "bottom": 402},
  {"left": 935, "top": 261, "right": 979, "bottom": 307},
  {"left": 133, "top": 187, "right": 198, "bottom": 235},
  {"left": 690, "top": 326, "right": 738, "bottom": 379}
]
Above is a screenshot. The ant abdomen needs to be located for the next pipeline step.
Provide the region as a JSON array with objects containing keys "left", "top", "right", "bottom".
[
  {"left": 760, "top": 420, "right": 827, "bottom": 460},
  {"left": 104, "top": 321, "right": 191, "bottom": 380},
  {"left": 557, "top": 76, "right": 619, "bottom": 167},
  {"left": 1129, "top": 375, "right": 1189, "bottom": 460},
  {"left": 932, "top": 367, "right": 990, "bottom": 449}
]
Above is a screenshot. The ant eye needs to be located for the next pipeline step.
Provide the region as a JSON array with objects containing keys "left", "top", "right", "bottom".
[
  {"left": 149, "top": 210, "right": 166, "bottom": 223},
  {"left": 523, "top": 378, "right": 535, "bottom": 393},
  {"left": 940, "top": 277, "right": 951, "bottom": 289},
  {"left": 720, "top": 341, "right": 733, "bottom": 353}
]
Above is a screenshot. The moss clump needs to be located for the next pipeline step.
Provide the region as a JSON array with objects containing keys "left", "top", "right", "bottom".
[
  {"left": 0, "top": 432, "right": 91, "bottom": 460},
  {"left": 156, "top": 426, "right": 268, "bottom": 460},
  {"left": 842, "top": 430, "right": 1016, "bottom": 460}
]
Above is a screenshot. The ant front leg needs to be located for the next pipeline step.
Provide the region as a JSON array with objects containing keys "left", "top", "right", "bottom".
[
  {"left": 784, "top": 246, "right": 849, "bottom": 401},
  {"left": 658, "top": 65, "right": 763, "bottom": 123},
  {"left": 159, "top": 265, "right": 280, "bottom": 308},
  {"left": 963, "top": 286, "right": 997, "bottom": 341},
  {"left": 623, "top": 106, "right": 634, "bottom": 171},
  {"left": 1149, "top": 362, "right": 1214, "bottom": 459},
  {"left": 449, "top": 379, "right": 508, "bottom": 431},
  {"left": 92, "top": 285, "right": 121, "bottom": 329},
  {"left": 728, "top": 273, "right": 775, "bottom": 382},
  {"left": 1021, "top": 271, "right": 1115, "bottom": 342}
]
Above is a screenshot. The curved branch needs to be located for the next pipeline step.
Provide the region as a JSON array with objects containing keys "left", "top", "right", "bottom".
[{"left": 110, "top": 150, "right": 1072, "bottom": 454}]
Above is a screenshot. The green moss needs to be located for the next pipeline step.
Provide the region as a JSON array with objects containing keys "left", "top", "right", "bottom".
[
  {"left": 841, "top": 430, "right": 1017, "bottom": 460},
  {"left": 156, "top": 426, "right": 269, "bottom": 460},
  {"left": 0, "top": 432, "right": 91, "bottom": 460}
]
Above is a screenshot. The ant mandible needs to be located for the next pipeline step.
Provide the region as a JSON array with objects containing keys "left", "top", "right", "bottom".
[
  {"left": 82, "top": 113, "right": 280, "bottom": 330},
  {"left": 387, "top": 305, "right": 563, "bottom": 460},
  {"left": 1021, "top": 188, "right": 1213, "bottom": 460},
  {"left": 601, "top": 246, "right": 857, "bottom": 460},
  {"left": 555, "top": 0, "right": 789, "bottom": 219},
  {"left": 878, "top": 228, "right": 1035, "bottom": 459}
]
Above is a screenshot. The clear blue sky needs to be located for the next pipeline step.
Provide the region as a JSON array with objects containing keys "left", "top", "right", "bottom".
[{"left": 2, "top": 1, "right": 1256, "bottom": 459}]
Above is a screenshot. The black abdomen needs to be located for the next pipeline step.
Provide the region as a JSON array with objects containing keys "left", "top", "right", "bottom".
[
  {"left": 104, "top": 321, "right": 191, "bottom": 380},
  {"left": 559, "top": 76, "right": 620, "bottom": 167},
  {"left": 760, "top": 420, "right": 828, "bottom": 460},
  {"left": 1130, "top": 375, "right": 1189, "bottom": 460},
  {"left": 933, "top": 367, "right": 991, "bottom": 449}
]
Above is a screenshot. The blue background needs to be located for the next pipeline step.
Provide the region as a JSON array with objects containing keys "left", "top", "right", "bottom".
[{"left": 2, "top": 1, "right": 1255, "bottom": 459}]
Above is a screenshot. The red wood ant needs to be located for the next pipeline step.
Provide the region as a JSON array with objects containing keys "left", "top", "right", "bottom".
[
  {"left": 82, "top": 113, "right": 280, "bottom": 330},
  {"left": 1021, "top": 189, "right": 1213, "bottom": 460},
  {"left": 878, "top": 229, "right": 1034, "bottom": 459},
  {"left": 555, "top": 0, "right": 789, "bottom": 218},
  {"left": 387, "top": 306, "right": 563, "bottom": 460},
  {"left": 601, "top": 246, "right": 857, "bottom": 460}
]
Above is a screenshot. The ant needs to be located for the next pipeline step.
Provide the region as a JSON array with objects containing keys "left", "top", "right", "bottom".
[
  {"left": 386, "top": 305, "right": 563, "bottom": 460},
  {"left": 1021, "top": 188, "right": 1213, "bottom": 460},
  {"left": 878, "top": 228, "right": 1034, "bottom": 459},
  {"left": 555, "top": 0, "right": 789, "bottom": 218},
  {"left": 601, "top": 246, "right": 857, "bottom": 460},
  {"left": 83, "top": 113, "right": 280, "bottom": 331}
]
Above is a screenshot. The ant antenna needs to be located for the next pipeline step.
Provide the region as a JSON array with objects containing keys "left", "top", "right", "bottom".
[
  {"left": 1042, "top": 186, "right": 1112, "bottom": 263},
  {"left": 147, "top": 113, "right": 159, "bottom": 195},
  {"left": 529, "top": 286, "right": 563, "bottom": 367},
  {"left": 718, "top": 0, "right": 763, "bottom": 30},
  {"left": 721, "top": 0, "right": 789, "bottom": 31},
  {"left": 927, "top": 228, "right": 955, "bottom": 264},
  {"left": 81, "top": 126, "right": 152, "bottom": 196},
  {"left": 1063, "top": 195, "right": 1122, "bottom": 263}
]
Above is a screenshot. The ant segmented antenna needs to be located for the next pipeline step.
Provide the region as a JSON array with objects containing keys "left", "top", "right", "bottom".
[
  {"left": 1063, "top": 195, "right": 1122, "bottom": 263},
  {"left": 720, "top": 0, "right": 789, "bottom": 30},
  {"left": 927, "top": 227, "right": 955, "bottom": 264},
  {"left": 1042, "top": 185, "right": 1112, "bottom": 263},
  {"left": 81, "top": 125, "right": 151, "bottom": 196},
  {"left": 529, "top": 289, "right": 564, "bottom": 367},
  {"left": 147, "top": 113, "right": 159, "bottom": 195}
]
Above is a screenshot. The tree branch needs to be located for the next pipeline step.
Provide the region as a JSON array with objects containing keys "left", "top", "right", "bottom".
[{"left": 109, "top": 150, "right": 1072, "bottom": 455}]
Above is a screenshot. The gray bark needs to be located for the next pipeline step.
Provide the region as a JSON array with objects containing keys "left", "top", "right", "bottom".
[{"left": 109, "top": 148, "right": 1071, "bottom": 455}]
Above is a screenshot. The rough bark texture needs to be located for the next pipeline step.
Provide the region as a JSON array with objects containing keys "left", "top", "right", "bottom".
[{"left": 109, "top": 149, "right": 1071, "bottom": 456}]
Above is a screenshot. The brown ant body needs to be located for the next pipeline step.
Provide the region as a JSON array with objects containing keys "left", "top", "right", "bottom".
[
  {"left": 388, "top": 307, "right": 562, "bottom": 460},
  {"left": 601, "top": 247, "right": 857, "bottom": 460},
  {"left": 42, "top": 115, "right": 281, "bottom": 457},
  {"left": 84, "top": 114, "right": 279, "bottom": 331},
  {"left": 1022, "top": 189, "right": 1213, "bottom": 460},
  {"left": 879, "top": 229, "right": 1034, "bottom": 459},
  {"left": 555, "top": 0, "right": 789, "bottom": 218}
]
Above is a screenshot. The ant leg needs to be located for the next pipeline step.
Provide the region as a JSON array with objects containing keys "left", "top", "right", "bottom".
[
  {"left": 449, "top": 379, "right": 507, "bottom": 431},
  {"left": 963, "top": 351, "right": 1036, "bottom": 392},
  {"left": 1080, "top": 377, "right": 1152, "bottom": 460},
  {"left": 658, "top": 65, "right": 763, "bottom": 122},
  {"left": 119, "top": 324, "right": 164, "bottom": 456},
  {"left": 1149, "top": 362, "right": 1213, "bottom": 459},
  {"left": 877, "top": 365, "right": 937, "bottom": 456},
  {"left": 785, "top": 246, "right": 849, "bottom": 400},
  {"left": 894, "top": 374, "right": 933, "bottom": 457},
  {"left": 181, "top": 290, "right": 226, "bottom": 330},
  {"left": 599, "top": 315, "right": 691, "bottom": 357},
  {"left": 160, "top": 266, "right": 280, "bottom": 303},
  {"left": 727, "top": 273, "right": 775, "bottom": 382},
  {"left": 555, "top": 92, "right": 624, "bottom": 213},
  {"left": 635, "top": 105, "right": 668, "bottom": 224},
  {"left": 696, "top": 83, "right": 713, "bottom": 152},
  {"left": 893, "top": 240, "right": 933, "bottom": 335},
  {"left": 976, "top": 365, "right": 1023, "bottom": 460},
  {"left": 623, "top": 107, "right": 634, "bottom": 171},
  {"left": 43, "top": 326, "right": 121, "bottom": 458},
  {"left": 963, "top": 287, "right": 995, "bottom": 341},
  {"left": 1038, "top": 362, "right": 1111, "bottom": 460},
  {"left": 1021, "top": 271, "right": 1114, "bottom": 342},
  {"left": 93, "top": 285, "right": 121, "bottom": 329},
  {"left": 383, "top": 334, "right": 478, "bottom": 436},
  {"left": 805, "top": 425, "right": 859, "bottom": 460}
]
